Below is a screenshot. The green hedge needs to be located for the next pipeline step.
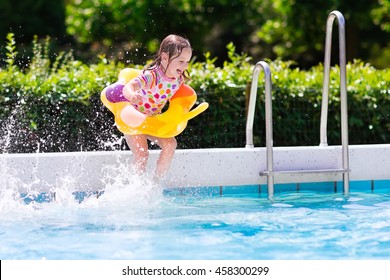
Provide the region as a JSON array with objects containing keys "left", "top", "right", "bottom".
[{"left": 1, "top": 35, "right": 389, "bottom": 153}]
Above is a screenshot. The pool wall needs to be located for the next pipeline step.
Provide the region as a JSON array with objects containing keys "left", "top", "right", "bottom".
[{"left": 1, "top": 144, "right": 389, "bottom": 193}]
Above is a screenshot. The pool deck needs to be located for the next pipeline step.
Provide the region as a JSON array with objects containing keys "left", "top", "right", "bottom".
[{"left": 1, "top": 144, "right": 389, "bottom": 193}]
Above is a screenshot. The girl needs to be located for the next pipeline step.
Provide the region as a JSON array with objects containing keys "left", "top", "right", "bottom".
[{"left": 122, "top": 34, "right": 192, "bottom": 179}]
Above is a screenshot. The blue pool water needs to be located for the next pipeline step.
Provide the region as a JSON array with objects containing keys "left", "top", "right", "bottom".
[{"left": 1, "top": 179, "right": 390, "bottom": 260}]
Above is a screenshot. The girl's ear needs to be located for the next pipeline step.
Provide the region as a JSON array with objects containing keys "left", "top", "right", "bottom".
[{"left": 161, "top": 52, "right": 169, "bottom": 63}]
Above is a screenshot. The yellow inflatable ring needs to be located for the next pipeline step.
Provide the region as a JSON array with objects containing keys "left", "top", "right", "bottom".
[{"left": 101, "top": 68, "right": 209, "bottom": 138}]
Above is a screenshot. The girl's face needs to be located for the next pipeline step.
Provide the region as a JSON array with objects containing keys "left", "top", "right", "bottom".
[{"left": 162, "top": 47, "right": 192, "bottom": 79}]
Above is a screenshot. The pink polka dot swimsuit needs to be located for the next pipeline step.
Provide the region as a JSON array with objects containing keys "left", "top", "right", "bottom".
[{"left": 132, "top": 67, "right": 183, "bottom": 116}]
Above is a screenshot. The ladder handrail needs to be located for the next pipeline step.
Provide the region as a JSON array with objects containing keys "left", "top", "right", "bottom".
[
  {"left": 245, "top": 61, "right": 272, "bottom": 149},
  {"left": 245, "top": 11, "right": 350, "bottom": 198},
  {"left": 320, "top": 10, "right": 350, "bottom": 194},
  {"left": 245, "top": 61, "right": 275, "bottom": 197},
  {"left": 320, "top": 10, "right": 348, "bottom": 147}
]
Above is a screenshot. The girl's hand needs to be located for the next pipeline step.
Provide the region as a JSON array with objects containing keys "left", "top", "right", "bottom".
[
  {"left": 123, "top": 81, "right": 143, "bottom": 103},
  {"left": 126, "top": 90, "right": 143, "bottom": 104}
]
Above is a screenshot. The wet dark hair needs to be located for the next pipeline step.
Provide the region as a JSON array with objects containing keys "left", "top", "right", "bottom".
[{"left": 145, "top": 34, "right": 192, "bottom": 80}]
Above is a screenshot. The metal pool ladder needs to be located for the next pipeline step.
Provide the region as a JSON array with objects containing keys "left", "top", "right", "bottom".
[{"left": 245, "top": 11, "right": 350, "bottom": 198}]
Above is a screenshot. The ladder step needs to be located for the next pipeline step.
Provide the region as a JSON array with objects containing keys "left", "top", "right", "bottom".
[{"left": 260, "top": 168, "right": 351, "bottom": 176}]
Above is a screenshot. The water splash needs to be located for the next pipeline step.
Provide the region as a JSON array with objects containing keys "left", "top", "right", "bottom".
[
  {"left": 77, "top": 164, "right": 163, "bottom": 210},
  {"left": 0, "top": 104, "right": 20, "bottom": 153},
  {"left": 0, "top": 155, "right": 163, "bottom": 216}
]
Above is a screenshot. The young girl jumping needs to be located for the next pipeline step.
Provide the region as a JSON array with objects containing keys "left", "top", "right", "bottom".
[{"left": 120, "top": 34, "right": 192, "bottom": 179}]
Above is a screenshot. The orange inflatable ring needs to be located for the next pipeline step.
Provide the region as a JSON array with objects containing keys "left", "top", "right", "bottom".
[{"left": 101, "top": 68, "right": 209, "bottom": 138}]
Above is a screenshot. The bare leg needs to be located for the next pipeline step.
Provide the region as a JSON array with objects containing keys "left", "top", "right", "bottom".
[
  {"left": 148, "top": 136, "right": 177, "bottom": 179},
  {"left": 124, "top": 134, "right": 149, "bottom": 174}
]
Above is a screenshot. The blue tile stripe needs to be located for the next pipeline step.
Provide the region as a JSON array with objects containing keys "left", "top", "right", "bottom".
[
  {"left": 164, "top": 180, "right": 390, "bottom": 197},
  {"left": 18, "top": 180, "right": 390, "bottom": 203}
]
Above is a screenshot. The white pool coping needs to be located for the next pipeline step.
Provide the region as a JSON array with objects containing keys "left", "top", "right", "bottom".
[{"left": 1, "top": 144, "right": 389, "bottom": 193}]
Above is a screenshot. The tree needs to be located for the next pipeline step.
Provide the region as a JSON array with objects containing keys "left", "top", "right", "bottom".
[
  {"left": 252, "top": 0, "right": 390, "bottom": 68},
  {"left": 0, "top": 0, "right": 66, "bottom": 43}
]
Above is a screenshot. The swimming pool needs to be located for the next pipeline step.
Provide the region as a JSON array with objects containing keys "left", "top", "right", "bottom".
[{"left": 1, "top": 175, "right": 390, "bottom": 260}]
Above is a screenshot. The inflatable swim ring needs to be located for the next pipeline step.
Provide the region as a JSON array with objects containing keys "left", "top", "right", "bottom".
[{"left": 101, "top": 68, "right": 209, "bottom": 138}]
